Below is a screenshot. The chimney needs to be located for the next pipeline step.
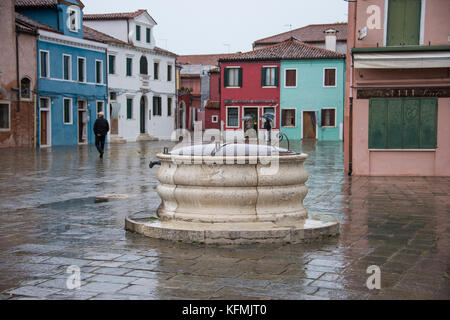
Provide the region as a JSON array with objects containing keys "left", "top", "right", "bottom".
[{"left": 324, "top": 29, "right": 337, "bottom": 51}]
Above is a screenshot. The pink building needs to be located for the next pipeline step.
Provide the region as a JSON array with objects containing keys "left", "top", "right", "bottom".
[
  {"left": 345, "top": 0, "right": 450, "bottom": 176},
  {"left": 0, "top": 0, "right": 38, "bottom": 148}
]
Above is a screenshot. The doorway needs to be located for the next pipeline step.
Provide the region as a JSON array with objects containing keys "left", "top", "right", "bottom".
[
  {"left": 140, "top": 96, "right": 146, "bottom": 134},
  {"left": 39, "top": 97, "right": 51, "bottom": 147},
  {"left": 78, "top": 100, "right": 87, "bottom": 144},
  {"left": 302, "top": 111, "right": 316, "bottom": 139},
  {"left": 244, "top": 107, "right": 258, "bottom": 131}
]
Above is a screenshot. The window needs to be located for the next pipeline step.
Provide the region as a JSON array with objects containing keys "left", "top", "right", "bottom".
[
  {"left": 40, "top": 51, "right": 49, "bottom": 78},
  {"left": 146, "top": 28, "right": 151, "bottom": 43},
  {"left": 126, "top": 98, "right": 133, "bottom": 119},
  {"left": 321, "top": 108, "right": 336, "bottom": 127},
  {"left": 63, "top": 54, "right": 71, "bottom": 80},
  {"left": 387, "top": 0, "right": 421, "bottom": 46},
  {"left": 108, "top": 55, "right": 116, "bottom": 74},
  {"left": 110, "top": 92, "right": 117, "bottom": 101},
  {"left": 77, "top": 57, "right": 86, "bottom": 82},
  {"left": 20, "top": 78, "right": 31, "bottom": 99},
  {"left": 281, "top": 109, "right": 296, "bottom": 127},
  {"left": 324, "top": 68, "right": 336, "bottom": 87},
  {"left": 153, "top": 96, "right": 162, "bottom": 116},
  {"left": 285, "top": 69, "right": 297, "bottom": 87},
  {"left": 261, "top": 67, "right": 278, "bottom": 87},
  {"left": 126, "top": 57, "right": 132, "bottom": 76},
  {"left": 226, "top": 107, "right": 239, "bottom": 127},
  {"left": 140, "top": 56, "right": 148, "bottom": 75},
  {"left": 96, "top": 101, "right": 104, "bottom": 116},
  {"left": 167, "top": 97, "right": 172, "bottom": 116},
  {"left": 0, "top": 103, "right": 10, "bottom": 130},
  {"left": 167, "top": 65, "right": 172, "bottom": 81},
  {"left": 136, "top": 25, "right": 141, "bottom": 41},
  {"left": 224, "top": 68, "right": 242, "bottom": 87},
  {"left": 63, "top": 98, "right": 72, "bottom": 124},
  {"left": 212, "top": 115, "right": 218, "bottom": 123},
  {"left": 69, "top": 8, "right": 78, "bottom": 31},
  {"left": 369, "top": 98, "right": 437, "bottom": 149},
  {"left": 154, "top": 62, "right": 159, "bottom": 80},
  {"left": 95, "top": 60, "right": 103, "bottom": 84}
]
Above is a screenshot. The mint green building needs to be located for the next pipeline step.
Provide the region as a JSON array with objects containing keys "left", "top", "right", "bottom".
[{"left": 279, "top": 48, "right": 345, "bottom": 141}]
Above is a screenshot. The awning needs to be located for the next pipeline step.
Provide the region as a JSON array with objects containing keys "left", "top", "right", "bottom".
[{"left": 353, "top": 51, "right": 450, "bottom": 69}]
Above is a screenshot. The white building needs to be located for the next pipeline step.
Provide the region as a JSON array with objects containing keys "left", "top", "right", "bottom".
[{"left": 83, "top": 10, "right": 177, "bottom": 142}]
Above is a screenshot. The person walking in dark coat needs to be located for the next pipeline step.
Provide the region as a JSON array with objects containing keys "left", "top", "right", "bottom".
[
  {"left": 93, "top": 112, "right": 109, "bottom": 158},
  {"left": 263, "top": 118, "right": 272, "bottom": 143}
]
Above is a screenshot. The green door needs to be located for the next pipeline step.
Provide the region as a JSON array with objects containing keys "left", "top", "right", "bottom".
[{"left": 387, "top": 0, "right": 421, "bottom": 46}]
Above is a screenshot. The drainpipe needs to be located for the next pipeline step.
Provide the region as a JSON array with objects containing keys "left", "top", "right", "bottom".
[{"left": 16, "top": 33, "right": 20, "bottom": 113}]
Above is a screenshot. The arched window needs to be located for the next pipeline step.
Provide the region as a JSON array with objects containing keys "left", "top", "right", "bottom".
[
  {"left": 140, "top": 56, "right": 148, "bottom": 75},
  {"left": 20, "top": 77, "right": 31, "bottom": 99}
]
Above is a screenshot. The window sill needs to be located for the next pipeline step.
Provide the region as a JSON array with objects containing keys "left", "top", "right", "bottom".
[
  {"left": 321, "top": 126, "right": 336, "bottom": 128},
  {"left": 0, "top": 128, "right": 11, "bottom": 132},
  {"left": 225, "top": 86, "right": 241, "bottom": 89},
  {"left": 262, "top": 86, "right": 277, "bottom": 88}
]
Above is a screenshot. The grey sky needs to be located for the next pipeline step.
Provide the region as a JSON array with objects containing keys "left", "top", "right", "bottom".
[{"left": 82, "top": 0, "right": 348, "bottom": 55}]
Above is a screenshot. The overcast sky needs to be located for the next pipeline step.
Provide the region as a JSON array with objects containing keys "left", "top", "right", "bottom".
[{"left": 82, "top": 0, "right": 348, "bottom": 55}]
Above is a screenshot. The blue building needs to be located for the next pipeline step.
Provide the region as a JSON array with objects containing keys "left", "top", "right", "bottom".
[{"left": 16, "top": 0, "right": 108, "bottom": 147}]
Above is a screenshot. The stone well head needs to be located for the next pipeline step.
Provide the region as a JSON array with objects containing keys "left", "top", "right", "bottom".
[
  {"left": 125, "top": 142, "right": 339, "bottom": 244},
  {"left": 155, "top": 143, "right": 309, "bottom": 224}
]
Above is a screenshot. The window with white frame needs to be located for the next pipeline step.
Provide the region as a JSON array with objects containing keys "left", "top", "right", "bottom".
[
  {"left": 281, "top": 109, "right": 296, "bottom": 127},
  {"left": 212, "top": 115, "right": 218, "bottom": 123},
  {"left": 262, "top": 67, "right": 278, "bottom": 87},
  {"left": 95, "top": 60, "right": 103, "bottom": 84},
  {"left": 0, "top": 103, "right": 10, "bottom": 130},
  {"left": 167, "top": 97, "right": 172, "bottom": 116},
  {"left": 285, "top": 69, "right": 297, "bottom": 87},
  {"left": 324, "top": 68, "right": 336, "bottom": 87},
  {"left": 63, "top": 98, "right": 72, "bottom": 124},
  {"left": 224, "top": 68, "right": 241, "bottom": 87},
  {"left": 227, "top": 107, "right": 239, "bottom": 127},
  {"left": 321, "top": 108, "right": 336, "bottom": 127},
  {"left": 77, "top": 57, "right": 86, "bottom": 82},
  {"left": 68, "top": 8, "right": 78, "bottom": 32},
  {"left": 63, "top": 54, "right": 71, "bottom": 80},
  {"left": 96, "top": 101, "right": 104, "bottom": 117},
  {"left": 40, "top": 51, "right": 49, "bottom": 78}
]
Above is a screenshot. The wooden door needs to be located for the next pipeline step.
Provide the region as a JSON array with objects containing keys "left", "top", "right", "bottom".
[
  {"left": 40, "top": 110, "right": 47, "bottom": 145},
  {"left": 303, "top": 112, "right": 316, "bottom": 139}
]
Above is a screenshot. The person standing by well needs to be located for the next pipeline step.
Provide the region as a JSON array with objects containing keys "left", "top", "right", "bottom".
[{"left": 93, "top": 112, "right": 109, "bottom": 158}]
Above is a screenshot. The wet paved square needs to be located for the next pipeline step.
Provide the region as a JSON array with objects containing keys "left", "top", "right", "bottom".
[{"left": 0, "top": 141, "right": 448, "bottom": 300}]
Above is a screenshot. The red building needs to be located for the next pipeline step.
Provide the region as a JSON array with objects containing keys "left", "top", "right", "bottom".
[
  {"left": 219, "top": 56, "right": 280, "bottom": 134},
  {"left": 204, "top": 68, "right": 220, "bottom": 130}
]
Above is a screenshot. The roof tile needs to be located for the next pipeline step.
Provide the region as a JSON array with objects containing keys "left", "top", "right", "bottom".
[
  {"left": 254, "top": 23, "right": 347, "bottom": 46},
  {"left": 220, "top": 38, "right": 345, "bottom": 62},
  {"left": 83, "top": 9, "right": 147, "bottom": 21}
]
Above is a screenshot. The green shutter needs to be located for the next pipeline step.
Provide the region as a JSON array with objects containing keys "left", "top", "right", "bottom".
[
  {"left": 369, "top": 99, "right": 387, "bottom": 149},
  {"left": 403, "top": 98, "right": 420, "bottom": 148},
  {"left": 238, "top": 68, "right": 242, "bottom": 87},
  {"left": 403, "top": 0, "right": 421, "bottom": 45},
  {"left": 420, "top": 99, "right": 437, "bottom": 149},
  {"left": 275, "top": 67, "right": 279, "bottom": 87},
  {"left": 136, "top": 26, "right": 141, "bottom": 41},
  {"left": 146, "top": 28, "right": 150, "bottom": 43},
  {"left": 224, "top": 68, "right": 229, "bottom": 87},
  {"left": 386, "top": 99, "right": 403, "bottom": 148},
  {"left": 126, "top": 58, "right": 132, "bottom": 76},
  {"left": 261, "top": 67, "right": 266, "bottom": 87},
  {"left": 127, "top": 99, "right": 132, "bottom": 119},
  {"left": 387, "top": 0, "right": 421, "bottom": 46}
]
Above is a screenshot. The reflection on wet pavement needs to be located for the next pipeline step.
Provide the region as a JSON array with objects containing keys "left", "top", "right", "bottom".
[{"left": 0, "top": 140, "right": 448, "bottom": 300}]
